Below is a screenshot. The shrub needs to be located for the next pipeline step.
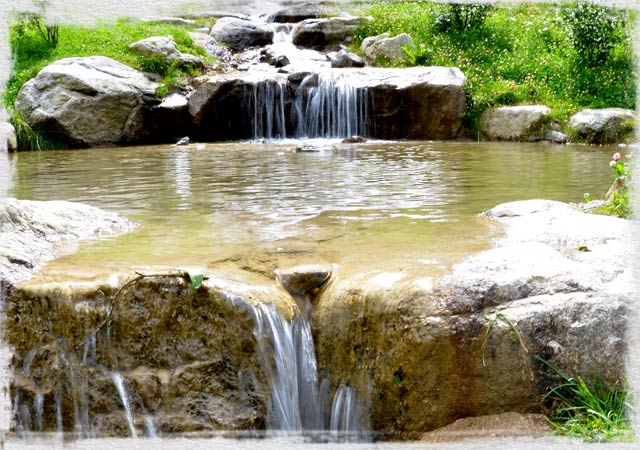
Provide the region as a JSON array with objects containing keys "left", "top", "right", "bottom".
[
  {"left": 434, "top": 3, "right": 494, "bottom": 33},
  {"left": 561, "top": 1, "right": 627, "bottom": 66}
]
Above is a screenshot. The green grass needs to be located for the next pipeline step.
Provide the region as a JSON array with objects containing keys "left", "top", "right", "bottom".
[
  {"left": 539, "top": 357, "right": 633, "bottom": 443},
  {"left": 352, "top": 1, "right": 637, "bottom": 136},
  {"left": 5, "top": 18, "right": 207, "bottom": 109},
  {"left": 4, "top": 17, "right": 210, "bottom": 149}
]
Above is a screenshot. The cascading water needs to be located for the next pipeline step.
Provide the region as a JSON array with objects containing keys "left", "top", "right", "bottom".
[
  {"left": 246, "top": 22, "right": 370, "bottom": 141},
  {"left": 112, "top": 372, "right": 137, "bottom": 439},
  {"left": 293, "top": 73, "right": 369, "bottom": 139},
  {"left": 251, "top": 301, "right": 369, "bottom": 440}
]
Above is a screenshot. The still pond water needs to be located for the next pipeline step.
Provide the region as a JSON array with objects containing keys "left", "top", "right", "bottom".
[{"left": 4, "top": 140, "right": 618, "bottom": 280}]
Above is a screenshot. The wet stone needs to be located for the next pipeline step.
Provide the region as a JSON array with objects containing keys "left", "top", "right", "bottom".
[{"left": 277, "top": 264, "right": 332, "bottom": 299}]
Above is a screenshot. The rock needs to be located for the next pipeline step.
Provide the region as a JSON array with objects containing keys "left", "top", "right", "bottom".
[
  {"left": 327, "top": 49, "right": 365, "bottom": 68},
  {"left": 262, "top": 48, "right": 290, "bottom": 68},
  {"left": 292, "top": 16, "right": 370, "bottom": 49},
  {"left": 421, "top": 412, "right": 552, "bottom": 441},
  {"left": 361, "top": 33, "right": 415, "bottom": 62},
  {"left": 480, "top": 105, "right": 551, "bottom": 141},
  {"left": 277, "top": 264, "right": 332, "bottom": 299},
  {"left": 0, "top": 120, "right": 17, "bottom": 152},
  {"left": 14, "top": 56, "right": 158, "bottom": 147},
  {"left": 269, "top": 3, "right": 319, "bottom": 23},
  {"left": 568, "top": 108, "right": 636, "bottom": 144},
  {"left": 128, "top": 36, "right": 204, "bottom": 69},
  {"left": 211, "top": 17, "right": 274, "bottom": 52},
  {"left": 312, "top": 199, "right": 631, "bottom": 435},
  {"left": 189, "top": 32, "right": 234, "bottom": 63},
  {"left": 180, "top": 11, "right": 249, "bottom": 21},
  {"left": 176, "top": 136, "right": 190, "bottom": 145},
  {"left": 189, "top": 66, "right": 466, "bottom": 141},
  {"left": 544, "top": 130, "right": 568, "bottom": 144},
  {"left": 0, "top": 198, "right": 133, "bottom": 286},
  {"left": 6, "top": 272, "right": 294, "bottom": 434},
  {"left": 342, "top": 135, "right": 367, "bottom": 143}
]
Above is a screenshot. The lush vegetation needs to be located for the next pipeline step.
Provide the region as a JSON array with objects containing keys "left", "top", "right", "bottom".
[
  {"left": 4, "top": 16, "right": 209, "bottom": 149},
  {"left": 352, "top": 1, "right": 636, "bottom": 135},
  {"left": 539, "top": 357, "right": 633, "bottom": 442}
]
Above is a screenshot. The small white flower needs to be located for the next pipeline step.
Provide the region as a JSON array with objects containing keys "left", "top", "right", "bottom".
[
  {"left": 609, "top": 160, "right": 616, "bottom": 167},
  {"left": 583, "top": 192, "right": 590, "bottom": 198}
]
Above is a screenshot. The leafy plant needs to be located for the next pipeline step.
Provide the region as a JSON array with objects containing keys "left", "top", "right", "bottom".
[
  {"left": 11, "top": 12, "right": 59, "bottom": 49},
  {"left": 434, "top": 3, "right": 494, "bottom": 33},
  {"left": 595, "top": 152, "right": 632, "bottom": 218},
  {"left": 539, "top": 357, "right": 633, "bottom": 442},
  {"left": 561, "top": 1, "right": 627, "bottom": 66},
  {"left": 481, "top": 313, "right": 528, "bottom": 367}
]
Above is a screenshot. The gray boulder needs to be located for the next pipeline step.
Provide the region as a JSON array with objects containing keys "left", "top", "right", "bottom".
[
  {"left": 211, "top": 17, "right": 274, "bottom": 52},
  {"left": 269, "top": 3, "right": 319, "bottom": 23},
  {"left": 480, "top": 105, "right": 551, "bottom": 141},
  {"left": 14, "top": 56, "right": 158, "bottom": 147},
  {"left": 292, "top": 16, "right": 369, "bottom": 49},
  {"left": 189, "top": 32, "right": 234, "bottom": 62},
  {"left": 0, "top": 120, "right": 17, "bottom": 152},
  {"left": 327, "top": 49, "right": 365, "bottom": 68},
  {"left": 313, "top": 199, "right": 631, "bottom": 434},
  {"left": 188, "top": 66, "right": 466, "bottom": 141},
  {"left": 361, "top": 32, "right": 415, "bottom": 62},
  {"left": 129, "top": 36, "right": 204, "bottom": 69},
  {"left": 0, "top": 198, "right": 133, "bottom": 286},
  {"left": 568, "top": 108, "right": 636, "bottom": 144}
]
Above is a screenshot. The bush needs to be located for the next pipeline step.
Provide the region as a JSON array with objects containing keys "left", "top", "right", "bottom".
[
  {"left": 562, "top": 1, "right": 627, "bottom": 66},
  {"left": 434, "top": 3, "right": 494, "bottom": 33}
]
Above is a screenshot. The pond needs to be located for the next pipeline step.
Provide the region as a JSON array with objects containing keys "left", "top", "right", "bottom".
[{"left": 4, "top": 140, "right": 617, "bottom": 280}]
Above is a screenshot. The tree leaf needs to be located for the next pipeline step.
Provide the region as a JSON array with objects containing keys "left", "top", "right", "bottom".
[{"left": 186, "top": 272, "right": 204, "bottom": 289}]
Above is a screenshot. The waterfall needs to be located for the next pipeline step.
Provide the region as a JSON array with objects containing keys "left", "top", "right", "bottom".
[
  {"left": 251, "top": 81, "right": 288, "bottom": 140},
  {"left": 112, "top": 372, "right": 137, "bottom": 438},
  {"left": 247, "top": 74, "right": 370, "bottom": 140},
  {"left": 251, "top": 301, "right": 368, "bottom": 440},
  {"left": 294, "top": 73, "right": 369, "bottom": 139}
]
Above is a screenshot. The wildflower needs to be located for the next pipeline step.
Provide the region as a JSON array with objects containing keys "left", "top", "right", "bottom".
[
  {"left": 612, "top": 152, "right": 621, "bottom": 161},
  {"left": 583, "top": 192, "right": 590, "bottom": 199},
  {"left": 609, "top": 160, "right": 617, "bottom": 167}
]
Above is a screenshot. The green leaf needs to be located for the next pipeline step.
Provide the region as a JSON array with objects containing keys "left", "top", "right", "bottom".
[{"left": 185, "top": 272, "right": 204, "bottom": 289}]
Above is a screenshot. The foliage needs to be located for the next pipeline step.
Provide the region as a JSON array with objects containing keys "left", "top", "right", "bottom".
[
  {"left": 4, "top": 18, "right": 206, "bottom": 110},
  {"left": 5, "top": 17, "right": 209, "bottom": 149},
  {"left": 539, "top": 357, "right": 633, "bottom": 442},
  {"left": 434, "top": 3, "right": 494, "bottom": 33},
  {"left": 352, "top": 1, "right": 636, "bottom": 136},
  {"left": 561, "top": 1, "right": 627, "bottom": 67},
  {"left": 596, "top": 152, "right": 632, "bottom": 218},
  {"left": 481, "top": 313, "right": 528, "bottom": 368},
  {"left": 11, "top": 12, "right": 59, "bottom": 49}
]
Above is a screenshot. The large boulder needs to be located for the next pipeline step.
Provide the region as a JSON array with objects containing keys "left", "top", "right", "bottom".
[
  {"left": 292, "top": 16, "right": 369, "bottom": 49},
  {"left": 14, "top": 56, "right": 159, "bottom": 147},
  {"left": 568, "top": 108, "right": 636, "bottom": 144},
  {"left": 188, "top": 66, "right": 466, "bottom": 140},
  {"left": 312, "top": 199, "right": 631, "bottom": 436},
  {"left": 128, "top": 36, "right": 204, "bottom": 69},
  {"left": 210, "top": 17, "right": 274, "bottom": 52},
  {"left": 361, "top": 32, "right": 415, "bottom": 62},
  {"left": 480, "top": 105, "right": 551, "bottom": 141},
  {"left": 269, "top": 2, "right": 319, "bottom": 23},
  {"left": 0, "top": 198, "right": 133, "bottom": 287}
]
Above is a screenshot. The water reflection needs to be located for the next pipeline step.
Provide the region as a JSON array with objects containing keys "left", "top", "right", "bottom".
[{"left": 6, "top": 141, "right": 616, "bottom": 275}]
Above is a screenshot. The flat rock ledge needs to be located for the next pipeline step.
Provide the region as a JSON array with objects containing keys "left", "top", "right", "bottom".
[
  {"left": 313, "top": 199, "right": 633, "bottom": 436},
  {"left": 0, "top": 198, "right": 133, "bottom": 287}
]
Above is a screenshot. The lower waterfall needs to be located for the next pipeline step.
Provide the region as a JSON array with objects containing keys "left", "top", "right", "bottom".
[{"left": 251, "top": 302, "right": 369, "bottom": 441}]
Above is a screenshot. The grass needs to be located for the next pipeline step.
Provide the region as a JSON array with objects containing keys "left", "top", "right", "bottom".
[
  {"left": 539, "top": 357, "right": 633, "bottom": 443},
  {"left": 351, "top": 1, "right": 637, "bottom": 136},
  {"left": 4, "top": 17, "right": 210, "bottom": 149}
]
